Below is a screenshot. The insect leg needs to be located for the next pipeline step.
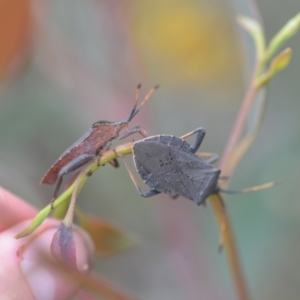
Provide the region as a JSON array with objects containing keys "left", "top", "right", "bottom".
[
  {"left": 118, "top": 125, "right": 148, "bottom": 140},
  {"left": 218, "top": 175, "right": 230, "bottom": 180},
  {"left": 180, "top": 127, "right": 206, "bottom": 153},
  {"left": 95, "top": 143, "right": 119, "bottom": 168},
  {"left": 109, "top": 158, "right": 119, "bottom": 168},
  {"left": 119, "top": 153, "right": 161, "bottom": 198},
  {"left": 50, "top": 153, "right": 95, "bottom": 208},
  {"left": 96, "top": 142, "right": 112, "bottom": 166},
  {"left": 141, "top": 189, "right": 161, "bottom": 197},
  {"left": 51, "top": 176, "right": 63, "bottom": 208},
  {"left": 195, "top": 152, "right": 219, "bottom": 164}
]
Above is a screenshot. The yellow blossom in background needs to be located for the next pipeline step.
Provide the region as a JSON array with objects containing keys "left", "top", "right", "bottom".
[{"left": 131, "top": 0, "right": 243, "bottom": 98}]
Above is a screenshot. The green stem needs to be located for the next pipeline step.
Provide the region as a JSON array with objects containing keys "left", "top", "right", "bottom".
[{"left": 15, "top": 143, "right": 134, "bottom": 239}]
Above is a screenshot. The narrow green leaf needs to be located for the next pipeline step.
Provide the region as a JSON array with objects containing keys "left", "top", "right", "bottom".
[
  {"left": 265, "top": 12, "right": 300, "bottom": 61},
  {"left": 15, "top": 205, "right": 52, "bottom": 238},
  {"left": 256, "top": 48, "right": 292, "bottom": 88},
  {"left": 237, "top": 15, "right": 265, "bottom": 60},
  {"left": 15, "top": 182, "right": 75, "bottom": 238}
]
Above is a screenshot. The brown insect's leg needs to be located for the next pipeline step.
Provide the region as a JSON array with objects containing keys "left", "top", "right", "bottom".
[
  {"left": 96, "top": 142, "right": 112, "bottom": 166},
  {"left": 118, "top": 125, "right": 148, "bottom": 140},
  {"left": 50, "top": 153, "right": 96, "bottom": 209},
  {"left": 50, "top": 176, "right": 63, "bottom": 209},
  {"left": 109, "top": 158, "right": 119, "bottom": 168}
]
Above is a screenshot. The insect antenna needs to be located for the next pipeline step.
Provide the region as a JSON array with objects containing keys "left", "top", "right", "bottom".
[
  {"left": 218, "top": 180, "right": 280, "bottom": 195},
  {"left": 127, "top": 84, "right": 159, "bottom": 122}
]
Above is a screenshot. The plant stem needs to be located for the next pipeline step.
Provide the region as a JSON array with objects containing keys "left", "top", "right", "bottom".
[
  {"left": 212, "top": 83, "right": 259, "bottom": 300},
  {"left": 63, "top": 167, "right": 87, "bottom": 226},
  {"left": 210, "top": 195, "right": 250, "bottom": 300},
  {"left": 209, "top": 63, "right": 261, "bottom": 300},
  {"left": 220, "top": 66, "right": 258, "bottom": 174}
]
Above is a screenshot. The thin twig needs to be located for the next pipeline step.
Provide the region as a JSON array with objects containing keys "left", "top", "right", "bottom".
[
  {"left": 64, "top": 166, "right": 90, "bottom": 226},
  {"left": 247, "top": 0, "right": 264, "bottom": 28},
  {"left": 212, "top": 66, "right": 260, "bottom": 300},
  {"left": 220, "top": 65, "right": 259, "bottom": 174},
  {"left": 211, "top": 2, "right": 266, "bottom": 298},
  {"left": 210, "top": 195, "right": 250, "bottom": 300}
]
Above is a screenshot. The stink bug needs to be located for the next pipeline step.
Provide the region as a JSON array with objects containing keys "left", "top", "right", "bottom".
[
  {"left": 122, "top": 127, "right": 220, "bottom": 204},
  {"left": 122, "top": 127, "right": 276, "bottom": 204},
  {"left": 40, "top": 84, "right": 158, "bottom": 206}
]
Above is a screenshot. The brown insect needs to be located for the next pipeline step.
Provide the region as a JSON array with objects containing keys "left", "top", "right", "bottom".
[{"left": 40, "top": 84, "right": 158, "bottom": 207}]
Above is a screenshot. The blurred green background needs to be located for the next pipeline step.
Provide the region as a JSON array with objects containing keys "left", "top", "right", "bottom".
[{"left": 0, "top": 0, "right": 300, "bottom": 299}]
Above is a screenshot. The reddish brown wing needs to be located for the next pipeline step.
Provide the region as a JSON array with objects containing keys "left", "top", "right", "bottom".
[{"left": 40, "top": 127, "right": 102, "bottom": 185}]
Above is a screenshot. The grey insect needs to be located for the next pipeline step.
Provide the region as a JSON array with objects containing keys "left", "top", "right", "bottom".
[
  {"left": 40, "top": 84, "right": 158, "bottom": 206},
  {"left": 122, "top": 127, "right": 276, "bottom": 205},
  {"left": 122, "top": 127, "right": 222, "bottom": 205}
]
